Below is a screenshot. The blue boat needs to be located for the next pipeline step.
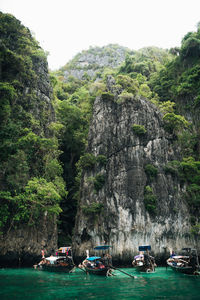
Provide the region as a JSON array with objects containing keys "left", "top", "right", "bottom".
[{"left": 82, "top": 246, "right": 113, "bottom": 276}]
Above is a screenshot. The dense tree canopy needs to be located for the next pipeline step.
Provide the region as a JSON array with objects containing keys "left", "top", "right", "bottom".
[{"left": 1, "top": 12, "right": 200, "bottom": 240}]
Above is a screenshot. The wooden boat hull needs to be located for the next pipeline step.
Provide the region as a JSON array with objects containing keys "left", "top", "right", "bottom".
[
  {"left": 41, "top": 264, "right": 75, "bottom": 273},
  {"left": 135, "top": 265, "right": 155, "bottom": 273},
  {"left": 85, "top": 266, "right": 110, "bottom": 276},
  {"left": 167, "top": 262, "right": 198, "bottom": 275}
]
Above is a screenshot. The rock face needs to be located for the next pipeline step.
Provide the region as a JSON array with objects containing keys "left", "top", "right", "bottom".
[
  {"left": 62, "top": 44, "right": 129, "bottom": 81},
  {"left": 73, "top": 77, "right": 198, "bottom": 263},
  {"left": 0, "top": 214, "right": 57, "bottom": 267}
]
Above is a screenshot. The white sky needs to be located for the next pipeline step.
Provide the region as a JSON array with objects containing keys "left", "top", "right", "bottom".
[{"left": 1, "top": 0, "right": 200, "bottom": 70}]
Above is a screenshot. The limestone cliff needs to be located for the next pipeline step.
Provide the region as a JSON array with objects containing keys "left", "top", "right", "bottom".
[
  {"left": 73, "top": 76, "right": 199, "bottom": 263},
  {"left": 61, "top": 44, "right": 130, "bottom": 81},
  {"left": 0, "top": 214, "right": 57, "bottom": 267},
  {"left": 0, "top": 13, "right": 58, "bottom": 266}
]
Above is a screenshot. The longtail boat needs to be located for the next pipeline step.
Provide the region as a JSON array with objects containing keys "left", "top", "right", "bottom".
[
  {"left": 167, "top": 248, "right": 200, "bottom": 275},
  {"left": 83, "top": 256, "right": 111, "bottom": 276},
  {"left": 80, "top": 245, "right": 113, "bottom": 276},
  {"left": 132, "top": 245, "right": 156, "bottom": 273},
  {"left": 36, "top": 246, "right": 75, "bottom": 273}
]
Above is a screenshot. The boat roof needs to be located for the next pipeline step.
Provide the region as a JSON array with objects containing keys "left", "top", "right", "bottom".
[
  {"left": 94, "top": 245, "right": 111, "bottom": 250},
  {"left": 139, "top": 245, "right": 151, "bottom": 251},
  {"left": 87, "top": 256, "right": 101, "bottom": 261},
  {"left": 134, "top": 254, "right": 144, "bottom": 259},
  {"left": 170, "top": 255, "right": 189, "bottom": 259},
  {"left": 45, "top": 256, "right": 59, "bottom": 262},
  {"left": 57, "top": 247, "right": 71, "bottom": 253},
  {"left": 58, "top": 246, "right": 71, "bottom": 250}
]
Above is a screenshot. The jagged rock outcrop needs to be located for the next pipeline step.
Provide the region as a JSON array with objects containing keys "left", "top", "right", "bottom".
[
  {"left": 0, "top": 214, "right": 57, "bottom": 267},
  {"left": 73, "top": 77, "right": 199, "bottom": 264},
  {"left": 62, "top": 44, "right": 130, "bottom": 81}
]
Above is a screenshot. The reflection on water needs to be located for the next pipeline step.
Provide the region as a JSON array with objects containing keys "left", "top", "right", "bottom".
[{"left": 0, "top": 267, "right": 200, "bottom": 299}]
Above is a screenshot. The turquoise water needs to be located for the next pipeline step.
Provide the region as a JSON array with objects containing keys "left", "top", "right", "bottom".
[{"left": 0, "top": 267, "right": 200, "bottom": 299}]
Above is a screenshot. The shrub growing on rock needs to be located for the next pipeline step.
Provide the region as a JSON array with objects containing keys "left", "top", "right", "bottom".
[{"left": 132, "top": 124, "right": 147, "bottom": 136}]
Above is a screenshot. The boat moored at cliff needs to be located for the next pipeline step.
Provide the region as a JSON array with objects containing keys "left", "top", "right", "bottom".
[
  {"left": 36, "top": 246, "right": 75, "bottom": 273},
  {"left": 166, "top": 248, "right": 200, "bottom": 275},
  {"left": 81, "top": 256, "right": 112, "bottom": 276},
  {"left": 79, "top": 245, "right": 114, "bottom": 276},
  {"left": 132, "top": 245, "right": 156, "bottom": 273}
]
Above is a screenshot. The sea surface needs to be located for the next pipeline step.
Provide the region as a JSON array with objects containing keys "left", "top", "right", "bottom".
[{"left": 0, "top": 267, "right": 200, "bottom": 299}]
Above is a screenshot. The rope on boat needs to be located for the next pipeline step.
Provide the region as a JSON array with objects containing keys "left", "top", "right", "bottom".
[
  {"left": 76, "top": 265, "right": 88, "bottom": 274},
  {"left": 69, "top": 266, "right": 76, "bottom": 273},
  {"left": 111, "top": 266, "right": 136, "bottom": 279}
]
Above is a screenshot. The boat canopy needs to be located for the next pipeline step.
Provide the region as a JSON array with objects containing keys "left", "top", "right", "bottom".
[
  {"left": 139, "top": 245, "right": 151, "bottom": 251},
  {"left": 94, "top": 246, "right": 111, "bottom": 250},
  {"left": 171, "top": 255, "right": 189, "bottom": 259},
  {"left": 87, "top": 256, "right": 101, "bottom": 261},
  {"left": 134, "top": 254, "right": 144, "bottom": 259},
  {"left": 45, "top": 256, "right": 58, "bottom": 262},
  {"left": 182, "top": 248, "right": 191, "bottom": 251},
  {"left": 58, "top": 247, "right": 71, "bottom": 253}
]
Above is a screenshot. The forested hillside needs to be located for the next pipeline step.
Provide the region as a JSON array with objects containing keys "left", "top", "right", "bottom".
[
  {"left": 0, "top": 12, "right": 66, "bottom": 264},
  {"left": 51, "top": 44, "right": 176, "bottom": 245},
  {"left": 53, "top": 24, "right": 200, "bottom": 247},
  {"left": 0, "top": 12, "right": 200, "bottom": 265}
]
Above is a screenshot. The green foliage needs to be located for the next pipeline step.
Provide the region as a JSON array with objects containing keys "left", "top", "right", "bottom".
[
  {"left": 144, "top": 186, "right": 157, "bottom": 215},
  {"left": 0, "top": 177, "right": 65, "bottom": 230},
  {"left": 186, "top": 184, "right": 200, "bottom": 208},
  {"left": 44, "top": 158, "right": 63, "bottom": 181},
  {"left": 150, "top": 25, "right": 200, "bottom": 112},
  {"left": 177, "top": 157, "right": 200, "bottom": 217},
  {"left": 180, "top": 157, "right": 200, "bottom": 183},
  {"left": 0, "top": 191, "right": 12, "bottom": 231},
  {"left": 139, "top": 83, "right": 152, "bottom": 99},
  {"left": 176, "top": 66, "right": 200, "bottom": 97},
  {"left": 101, "top": 92, "right": 115, "bottom": 101},
  {"left": 181, "top": 37, "right": 200, "bottom": 59},
  {"left": 158, "top": 101, "right": 175, "bottom": 114},
  {"left": 96, "top": 155, "right": 107, "bottom": 166},
  {"left": 12, "top": 178, "right": 63, "bottom": 225},
  {"left": 190, "top": 223, "right": 200, "bottom": 236},
  {"left": 177, "top": 131, "right": 198, "bottom": 157},
  {"left": 0, "top": 82, "right": 16, "bottom": 125},
  {"left": 119, "top": 48, "right": 173, "bottom": 80},
  {"left": 194, "top": 95, "right": 200, "bottom": 108},
  {"left": 2, "top": 13, "right": 200, "bottom": 243},
  {"left": 163, "top": 113, "right": 189, "bottom": 134},
  {"left": 116, "top": 74, "right": 139, "bottom": 94},
  {"left": 119, "top": 54, "right": 135, "bottom": 74},
  {"left": 145, "top": 164, "right": 158, "bottom": 179},
  {"left": 132, "top": 124, "right": 147, "bottom": 136},
  {"left": 5, "top": 150, "right": 30, "bottom": 192},
  {"left": 82, "top": 202, "right": 104, "bottom": 215},
  {"left": 93, "top": 174, "right": 106, "bottom": 192},
  {"left": 78, "top": 153, "right": 97, "bottom": 170},
  {"left": 164, "top": 160, "right": 181, "bottom": 177},
  {"left": 0, "top": 13, "right": 67, "bottom": 233},
  {"left": 89, "top": 82, "right": 106, "bottom": 97},
  {"left": 117, "top": 91, "right": 134, "bottom": 103}
]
